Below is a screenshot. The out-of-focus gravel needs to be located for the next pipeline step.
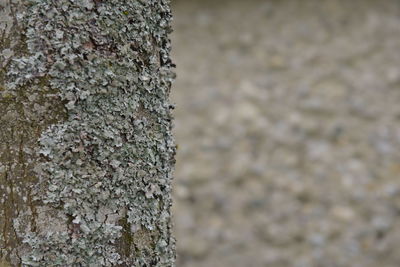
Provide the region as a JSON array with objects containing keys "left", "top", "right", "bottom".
[{"left": 170, "top": 0, "right": 400, "bottom": 266}]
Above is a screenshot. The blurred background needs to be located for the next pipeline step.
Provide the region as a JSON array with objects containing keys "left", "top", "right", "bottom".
[{"left": 170, "top": 0, "right": 400, "bottom": 266}]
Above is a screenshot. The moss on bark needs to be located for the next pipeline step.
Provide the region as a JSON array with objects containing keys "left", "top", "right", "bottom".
[{"left": 1, "top": 0, "right": 175, "bottom": 266}]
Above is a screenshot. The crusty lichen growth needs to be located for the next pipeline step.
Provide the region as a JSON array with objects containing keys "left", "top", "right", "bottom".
[
  {"left": 1, "top": 0, "right": 176, "bottom": 266},
  {"left": 1, "top": 0, "right": 68, "bottom": 265}
]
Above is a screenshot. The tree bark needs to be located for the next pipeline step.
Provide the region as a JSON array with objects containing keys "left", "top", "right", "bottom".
[{"left": 0, "top": 0, "right": 176, "bottom": 266}]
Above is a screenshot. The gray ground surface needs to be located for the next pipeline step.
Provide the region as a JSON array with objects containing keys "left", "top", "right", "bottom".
[{"left": 170, "top": 1, "right": 400, "bottom": 266}]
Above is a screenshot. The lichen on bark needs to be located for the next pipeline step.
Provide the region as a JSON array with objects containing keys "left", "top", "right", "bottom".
[{"left": 1, "top": 0, "right": 176, "bottom": 266}]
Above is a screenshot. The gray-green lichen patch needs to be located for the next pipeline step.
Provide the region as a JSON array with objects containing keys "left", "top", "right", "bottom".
[
  {"left": 0, "top": 77, "right": 68, "bottom": 265},
  {"left": 0, "top": 0, "right": 14, "bottom": 37},
  {"left": 2, "top": 0, "right": 175, "bottom": 266}
]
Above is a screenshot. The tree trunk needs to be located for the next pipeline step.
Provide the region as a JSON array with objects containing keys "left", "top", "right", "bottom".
[{"left": 0, "top": 0, "right": 175, "bottom": 266}]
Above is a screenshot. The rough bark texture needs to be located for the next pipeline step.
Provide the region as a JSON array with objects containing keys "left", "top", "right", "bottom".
[{"left": 0, "top": 0, "right": 176, "bottom": 266}]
